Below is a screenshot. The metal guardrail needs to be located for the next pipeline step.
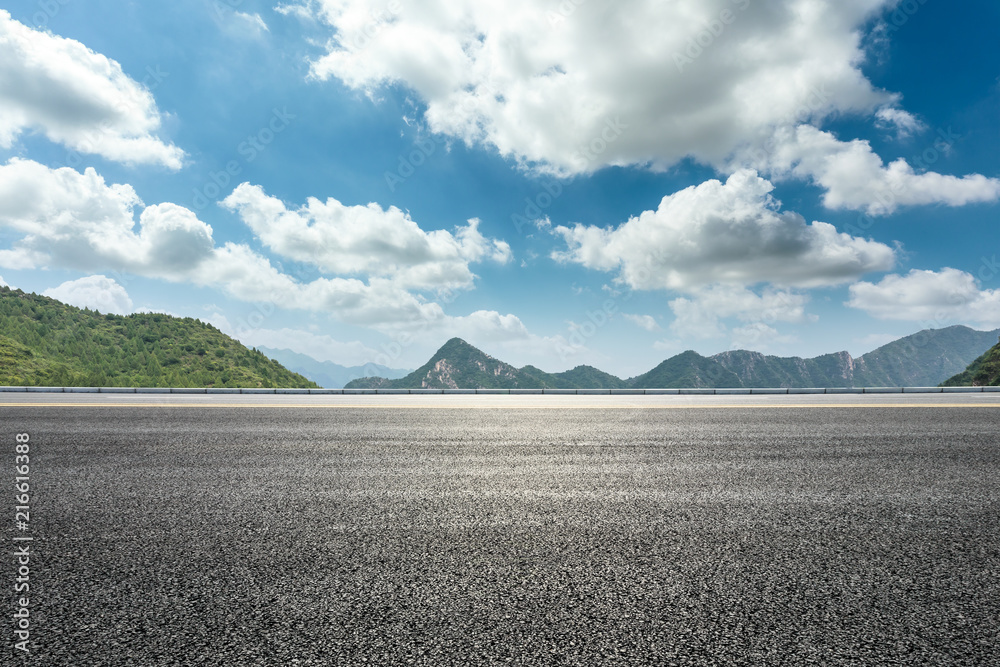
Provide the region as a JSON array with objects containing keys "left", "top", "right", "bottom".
[{"left": 1, "top": 386, "right": 998, "bottom": 394}]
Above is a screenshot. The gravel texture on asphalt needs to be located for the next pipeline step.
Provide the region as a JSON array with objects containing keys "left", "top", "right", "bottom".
[{"left": 6, "top": 406, "right": 1000, "bottom": 665}]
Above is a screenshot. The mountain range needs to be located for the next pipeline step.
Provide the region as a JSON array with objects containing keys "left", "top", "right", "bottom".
[
  {"left": 2, "top": 285, "right": 996, "bottom": 389},
  {"left": 346, "top": 327, "right": 1000, "bottom": 390}
]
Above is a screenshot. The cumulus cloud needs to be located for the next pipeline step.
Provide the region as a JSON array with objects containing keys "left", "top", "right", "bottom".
[
  {"left": 746, "top": 125, "right": 1000, "bottom": 215},
  {"left": 729, "top": 322, "right": 798, "bottom": 351},
  {"left": 623, "top": 314, "right": 659, "bottom": 332},
  {"left": 874, "top": 107, "right": 925, "bottom": 138},
  {"left": 0, "top": 159, "right": 212, "bottom": 276},
  {"left": 552, "top": 170, "right": 895, "bottom": 291},
  {"left": 43, "top": 275, "right": 133, "bottom": 315},
  {"left": 846, "top": 268, "right": 1000, "bottom": 328},
  {"left": 207, "top": 314, "right": 381, "bottom": 367},
  {"left": 221, "top": 182, "right": 511, "bottom": 291},
  {"left": 304, "top": 0, "right": 895, "bottom": 176},
  {"left": 300, "top": 1, "right": 1000, "bottom": 215},
  {"left": 668, "top": 285, "right": 812, "bottom": 339},
  {"left": 0, "top": 159, "right": 528, "bottom": 334},
  {"left": 0, "top": 11, "right": 183, "bottom": 168},
  {"left": 0, "top": 275, "right": 8, "bottom": 288}
]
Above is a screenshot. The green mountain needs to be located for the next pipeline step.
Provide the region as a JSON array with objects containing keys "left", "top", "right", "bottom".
[
  {"left": 629, "top": 351, "right": 741, "bottom": 388},
  {"left": 0, "top": 286, "right": 318, "bottom": 388},
  {"left": 347, "top": 339, "right": 630, "bottom": 390},
  {"left": 705, "top": 326, "right": 1000, "bottom": 388},
  {"left": 551, "top": 365, "right": 629, "bottom": 389},
  {"left": 348, "top": 338, "right": 541, "bottom": 389},
  {"left": 257, "top": 346, "right": 410, "bottom": 388},
  {"left": 941, "top": 337, "right": 1000, "bottom": 387},
  {"left": 347, "top": 327, "right": 1000, "bottom": 390}
]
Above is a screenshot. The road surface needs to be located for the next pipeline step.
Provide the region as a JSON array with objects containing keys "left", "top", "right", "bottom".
[{"left": 4, "top": 394, "right": 999, "bottom": 665}]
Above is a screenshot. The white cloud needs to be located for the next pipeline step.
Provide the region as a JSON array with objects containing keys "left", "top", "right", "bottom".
[
  {"left": 668, "top": 284, "right": 812, "bottom": 340},
  {"left": 0, "top": 11, "right": 183, "bottom": 169},
  {"left": 653, "top": 339, "right": 682, "bottom": 353},
  {"left": 207, "top": 314, "right": 381, "bottom": 367},
  {"left": 0, "top": 275, "right": 8, "bottom": 288},
  {"left": 221, "top": 182, "right": 511, "bottom": 291},
  {"left": 748, "top": 125, "right": 1000, "bottom": 215},
  {"left": 0, "top": 159, "right": 532, "bottom": 333},
  {"left": 304, "top": 0, "right": 895, "bottom": 176},
  {"left": 0, "top": 159, "right": 211, "bottom": 276},
  {"left": 552, "top": 170, "right": 895, "bottom": 291},
  {"left": 729, "top": 322, "right": 798, "bottom": 351},
  {"left": 43, "top": 275, "right": 133, "bottom": 315},
  {"left": 855, "top": 332, "right": 901, "bottom": 351},
  {"left": 301, "top": 1, "right": 1000, "bottom": 216},
  {"left": 874, "top": 107, "right": 925, "bottom": 138},
  {"left": 847, "top": 268, "right": 1000, "bottom": 328},
  {"left": 235, "top": 11, "right": 269, "bottom": 34},
  {"left": 623, "top": 314, "right": 659, "bottom": 332},
  {"left": 275, "top": 3, "right": 317, "bottom": 21}
]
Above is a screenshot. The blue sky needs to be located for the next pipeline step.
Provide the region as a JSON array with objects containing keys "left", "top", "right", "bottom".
[{"left": 0, "top": 0, "right": 997, "bottom": 377}]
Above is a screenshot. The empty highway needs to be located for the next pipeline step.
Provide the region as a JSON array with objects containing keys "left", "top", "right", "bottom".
[{"left": 4, "top": 394, "right": 999, "bottom": 665}]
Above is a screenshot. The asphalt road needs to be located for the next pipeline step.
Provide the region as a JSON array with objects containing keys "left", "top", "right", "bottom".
[{"left": 5, "top": 395, "right": 1000, "bottom": 665}]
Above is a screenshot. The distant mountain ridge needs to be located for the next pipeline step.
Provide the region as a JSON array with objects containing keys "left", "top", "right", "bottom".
[
  {"left": 346, "top": 326, "right": 1000, "bottom": 390},
  {"left": 257, "top": 347, "right": 410, "bottom": 388},
  {"left": 347, "top": 338, "right": 629, "bottom": 390}
]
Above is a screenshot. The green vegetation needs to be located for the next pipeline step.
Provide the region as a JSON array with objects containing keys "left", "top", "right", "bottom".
[
  {"left": 350, "top": 338, "right": 528, "bottom": 389},
  {"left": 348, "top": 338, "right": 629, "bottom": 389},
  {"left": 0, "top": 287, "right": 318, "bottom": 388},
  {"left": 629, "top": 351, "right": 743, "bottom": 389},
  {"left": 347, "top": 328, "right": 1000, "bottom": 390},
  {"left": 941, "top": 338, "right": 1000, "bottom": 387}
]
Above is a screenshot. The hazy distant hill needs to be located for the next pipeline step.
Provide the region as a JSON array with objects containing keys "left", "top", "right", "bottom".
[
  {"left": 347, "top": 326, "right": 1000, "bottom": 390},
  {"left": 0, "top": 286, "right": 317, "bottom": 388},
  {"left": 258, "top": 346, "right": 410, "bottom": 388},
  {"left": 941, "top": 337, "right": 1000, "bottom": 387}
]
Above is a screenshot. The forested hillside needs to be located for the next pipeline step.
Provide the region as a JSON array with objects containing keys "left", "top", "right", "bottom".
[
  {"left": 0, "top": 287, "right": 317, "bottom": 388},
  {"left": 941, "top": 338, "right": 1000, "bottom": 387}
]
